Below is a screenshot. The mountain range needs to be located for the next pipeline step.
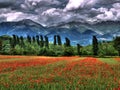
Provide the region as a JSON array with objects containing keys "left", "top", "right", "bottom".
[{"left": 0, "top": 19, "right": 120, "bottom": 46}]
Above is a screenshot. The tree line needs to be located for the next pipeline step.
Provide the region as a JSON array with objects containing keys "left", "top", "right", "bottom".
[
  {"left": 9, "top": 35, "right": 71, "bottom": 48},
  {"left": 0, "top": 35, "right": 75, "bottom": 56},
  {"left": 92, "top": 35, "right": 120, "bottom": 56},
  {"left": 0, "top": 34, "right": 120, "bottom": 56}
]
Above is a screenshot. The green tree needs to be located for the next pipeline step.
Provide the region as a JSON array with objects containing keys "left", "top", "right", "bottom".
[
  {"left": 27, "top": 35, "right": 31, "bottom": 44},
  {"left": 65, "top": 37, "right": 71, "bottom": 47},
  {"left": 16, "top": 36, "right": 20, "bottom": 45},
  {"left": 92, "top": 36, "right": 99, "bottom": 56},
  {"left": 0, "top": 39, "right": 2, "bottom": 52},
  {"left": 77, "top": 44, "right": 82, "bottom": 55},
  {"left": 20, "top": 36, "right": 24, "bottom": 47},
  {"left": 63, "top": 47, "right": 74, "bottom": 56},
  {"left": 54, "top": 35, "right": 57, "bottom": 45},
  {"left": 24, "top": 42, "right": 39, "bottom": 55},
  {"left": 1, "top": 42, "right": 11, "bottom": 55},
  {"left": 114, "top": 36, "right": 120, "bottom": 56},
  {"left": 36, "top": 35, "right": 40, "bottom": 45},
  {"left": 14, "top": 45, "right": 24, "bottom": 55},
  {"left": 44, "top": 36, "right": 49, "bottom": 48},
  {"left": 32, "top": 36, "right": 36, "bottom": 43},
  {"left": 40, "top": 35, "right": 44, "bottom": 47},
  {"left": 9, "top": 38, "right": 14, "bottom": 48},
  {"left": 12, "top": 34, "right": 17, "bottom": 47},
  {"left": 57, "top": 35, "right": 62, "bottom": 45},
  {"left": 99, "top": 42, "right": 118, "bottom": 57}
]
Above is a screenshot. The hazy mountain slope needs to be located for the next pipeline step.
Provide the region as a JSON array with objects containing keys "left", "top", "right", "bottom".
[{"left": 0, "top": 19, "right": 119, "bottom": 45}]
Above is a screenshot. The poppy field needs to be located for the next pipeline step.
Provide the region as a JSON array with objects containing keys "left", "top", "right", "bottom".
[{"left": 0, "top": 55, "right": 120, "bottom": 90}]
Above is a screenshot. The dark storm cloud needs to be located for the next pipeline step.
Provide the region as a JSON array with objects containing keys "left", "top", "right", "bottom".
[
  {"left": 0, "top": 0, "right": 120, "bottom": 26},
  {"left": 0, "top": 0, "right": 15, "bottom": 8},
  {"left": 0, "top": 3, "right": 12, "bottom": 8}
]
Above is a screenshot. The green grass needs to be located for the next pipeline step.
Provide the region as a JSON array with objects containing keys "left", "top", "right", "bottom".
[{"left": 99, "top": 58, "right": 119, "bottom": 64}]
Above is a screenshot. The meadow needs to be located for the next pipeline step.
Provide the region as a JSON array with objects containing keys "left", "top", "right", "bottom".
[{"left": 0, "top": 55, "right": 120, "bottom": 90}]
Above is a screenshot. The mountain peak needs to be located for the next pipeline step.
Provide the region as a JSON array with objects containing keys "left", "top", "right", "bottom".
[
  {"left": 18, "top": 19, "right": 44, "bottom": 28},
  {"left": 19, "top": 19, "right": 34, "bottom": 23}
]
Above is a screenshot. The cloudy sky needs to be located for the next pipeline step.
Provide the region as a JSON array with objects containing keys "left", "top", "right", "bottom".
[{"left": 0, "top": 0, "right": 120, "bottom": 26}]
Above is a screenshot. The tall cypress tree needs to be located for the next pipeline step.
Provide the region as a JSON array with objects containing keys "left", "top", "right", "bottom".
[
  {"left": 65, "top": 37, "right": 71, "bottom": 47},
  {"left": 44, "top": 36, "right": 49, "bottom": 48},
  {"left": 57, "top": 35, "right": 62, "bottom": 45},
  {"left": 9, "top": 38, "right": 14, "bottom": 48},
  {"left": 12, "top": 34, "right": 17, "bottom": 47},
  {"left": 77, "top": 44, "right": 82, "bottom": 55},
  {"left": 113, "top": 36, "right": 120, "bottom": 56},
  {"left": 16, "top": 36, "right": 20, "bottom": 45},
  {"left": 20, "top": 36, "right": 24, "bottom": 47},
  {"left": 32, "top": 36, "right": 36, "bottom": 43},
  {"left": 53, "top": 35, "right": 57, "bottom": 45},
  {"left": 92, "top": 35, "right": 99, "bottom": 56},
  {"left": 40, "top": 35, "right": 44, "bottom": 47},
  {"left": 0, "top": 39, "right": 2, "bottom": 51},
  {"left": 36, "top": 35, "right": 40, "bottom": 45},
  {"left": 27, "top": 35, "right": 31, "bottom": 44}
]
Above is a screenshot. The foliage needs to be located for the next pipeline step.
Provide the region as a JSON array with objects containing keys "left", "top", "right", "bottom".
[
  {"left": 49, "top": 45, "right": 64, "bottom": 56},
  {"left": 40, "top": 35, "right": 44, "bottom": 47},
  {"left": 27, "top": 35, "right": 32, "bottom": 44},
  {"left": 53, "top": 35, "right": 57, "bottom": 45},
  {"left": 99, "top": 42, "right": 118, "bottom": 57},
  {"left": 57, "top": 35, "right": 62, "bottom": 45},
  {"left": 39, "top": 48, "right": 55, "bottom": 56},
  {"left": 14, "top": 45, "right": 24, "bottom": 55},
  {"left": 1, "top": 43, "right": 11, "bottom": 55},
  {"left": 65, "top": 37, "right": 71, "bottom": 47},
  {"left": 114, "top": 37, "right": 120, "bottom": 56},
  {"left": 44, "top": 36, "right": 49, "bottom": 48},
  {"left": 77, "top": 44, "right": 82, "bottom": 55},
  {"left": 0, "top": 35, "right": 119, "bottom": 57},
  {"left": 63, "top": 47, "right": 75, "bottom": 56},
  {"left": 81, "top": 46, "right": 93, "bottom": 56},
  {"left": 92, "top": 36, "right": 99, "bottom": 56},
  {"left": 0, "top": 39, "right": 2, "bottom": 51},
  {"left": 24, "top": 42, "right": 40, "bottom": 55}
]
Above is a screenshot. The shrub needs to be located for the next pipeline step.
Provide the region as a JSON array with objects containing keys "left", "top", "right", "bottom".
[
  {"left": 39, "top": 48, "right": 55, "bottom": 56},
  {"left": 14, "top": 45, "right": 24, "bottom": 55},
  {"left": 81, "top": 46, "right": 93, "bottom": 56},
  {"left": 24, "top": 43, "right": 40, "bottom": 55},
  {"left": 1, "top": 44, "right": 11, "bottom": 55},
  {"left": 99, "top": 42, "right": 118, "bottom": 57},
  {"left": 113, "top": 37, "right": 120, "bottom": 56},
  {"left": 63, "top": 47, "right": 75, "bottom": 56}
]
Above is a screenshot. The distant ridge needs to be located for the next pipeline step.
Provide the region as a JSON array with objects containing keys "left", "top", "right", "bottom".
[{"left": 0, "top": 19, "right": 120, "bottom": 45}]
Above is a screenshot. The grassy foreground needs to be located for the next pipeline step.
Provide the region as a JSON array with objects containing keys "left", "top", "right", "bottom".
[{"left": 0, "top": 55, "right": 120, "bottom": 90}]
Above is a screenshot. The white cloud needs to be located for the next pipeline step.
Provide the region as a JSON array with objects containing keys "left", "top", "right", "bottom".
[
  {"left": 94, "top": 3, "right": 120, "bottom": 21},
  {"left": 1, "top": 12, "right": 23, "bottom": 21},
  {"left": 42, "top": 8, "right": 60, "bottom": 16},
  {"left": 64, "top": 0, "right": 97, "bottom": 11},
  {"left": 0, "top": 10, "right": 38, "bottom": 22},
  {"left": 96, "top": 11, "right": 114, "bottom": 20},
  {"left": 64, "top": 0, "right": 85, "bottom": 11},
  {"left": 92, "top": 7, "right": 108, "bottom": 13},
  {"left": 27, "top": 0, "right": 41, "bottom": 2},
  {"left": 113, "top": 3, "right": 120, "bottom": 9}
]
